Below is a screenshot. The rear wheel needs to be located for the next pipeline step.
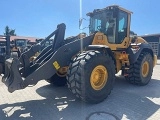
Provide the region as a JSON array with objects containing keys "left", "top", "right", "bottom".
[
  {"left": 126, "top": 52, "right": 153, "bottom": 85},
  {"left": 67, "top": 50, "right": 115, "bottom": 103}
]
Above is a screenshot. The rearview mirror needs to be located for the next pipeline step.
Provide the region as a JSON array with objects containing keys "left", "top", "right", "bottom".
[
  {"left": 79, "top": 18, "right": 84, "bottom": 29},
  {"left": 79, "top": 18, "right": 89, "bottom": 30}
]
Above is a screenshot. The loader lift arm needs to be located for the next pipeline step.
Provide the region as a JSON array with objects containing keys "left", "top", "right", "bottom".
[
  {"left": 19, "top": 23, "right": 66, "bottom": 77},
  {"left": 2, "top": 23, "right": 94, "bottom": 93},
  {"left": 2, "top": 23, "right": 66, "bottom": 92},
  {"left": 19, "top": 23, "right": 66, "bottom": 66}
]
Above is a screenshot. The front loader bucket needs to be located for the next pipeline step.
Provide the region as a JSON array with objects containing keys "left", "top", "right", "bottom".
[{"left": 2, "top": 58, "right": 24, "bottom": 93}]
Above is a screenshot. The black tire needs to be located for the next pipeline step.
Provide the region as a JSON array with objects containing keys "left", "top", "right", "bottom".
[
  {"left": 67, "top": 50, "right": 115, "bottom": 104},
  {"left": 126, "top": 52, "right": 153, "bottom": 85},
  {"left": 46, "top": 74, "right": 67, "bottom": 86}
]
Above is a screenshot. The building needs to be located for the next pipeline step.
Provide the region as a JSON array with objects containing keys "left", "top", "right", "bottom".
[
  {"left": 0, "top": 35, "right": 40, "bottom": 45},
  {"left": 141, "top": 33, "right": 160, "bottom": 58},
  {"left": 10, "top": 36, "right": 39, "bottom": 44},
  {"left": 0, "top": 35, "right": 39, "bottom": 42}
]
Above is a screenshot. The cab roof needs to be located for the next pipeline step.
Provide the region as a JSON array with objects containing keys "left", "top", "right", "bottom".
[{"left": 86, "top": 5, "right": 133, "bottom": 16}]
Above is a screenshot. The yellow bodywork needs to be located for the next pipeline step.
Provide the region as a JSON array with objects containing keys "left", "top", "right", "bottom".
[
  {"left": 92, "top": 32, "right": 130, "bottom": 73},
  {"left": 134, "top": 37, "right": 148, "bottom": 44},
  {"left": 134, "top": 37, "right": 157, "bottom": 67},
  {"left": 92, "top": 32, "right": 131, "bottom": 50},
  {"left": 91, "top": 32, "right": 157, "bottom": 73}
]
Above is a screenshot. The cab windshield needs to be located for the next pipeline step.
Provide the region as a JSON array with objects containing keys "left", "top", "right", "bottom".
[
  {"left": 89, "top": 9, "right": 128, "bottom": 44},
  {"left": 89, "top": 11, "right": 115, "bottom": 34}
]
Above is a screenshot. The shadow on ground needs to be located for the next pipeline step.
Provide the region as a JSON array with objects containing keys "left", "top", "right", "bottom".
[{"left": 0, "top": 77, "right": 160, "bottom": 120}]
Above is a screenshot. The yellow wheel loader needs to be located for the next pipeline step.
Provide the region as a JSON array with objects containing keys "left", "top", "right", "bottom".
[{"left": 2, "top": 5, "right": 157, "bottom": 104}]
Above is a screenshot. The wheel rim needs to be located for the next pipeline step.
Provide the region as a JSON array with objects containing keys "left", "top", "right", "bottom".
[
  {"left": 142, "top": 61, "right": 149, "bottom": 77},
  {"left": 90, "top": 65, "right": 108, "bottom": 90}
]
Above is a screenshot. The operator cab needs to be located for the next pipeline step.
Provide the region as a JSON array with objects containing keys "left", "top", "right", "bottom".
[{"left": 87, "top": 5, "right": 132, "bottom": 44}]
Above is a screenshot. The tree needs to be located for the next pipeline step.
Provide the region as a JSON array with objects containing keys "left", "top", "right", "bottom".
[{"left": 4, "top": 26, "right": 16, "bottom": 36}]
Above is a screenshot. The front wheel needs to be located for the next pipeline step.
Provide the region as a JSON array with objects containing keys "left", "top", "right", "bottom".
[{"left": 67, "top": 50, "right": 115, "bottom": 104}]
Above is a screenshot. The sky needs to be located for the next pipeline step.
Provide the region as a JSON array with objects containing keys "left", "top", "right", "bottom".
[{"left": 0, "top": 0, "right": 160, "bottom": 38}]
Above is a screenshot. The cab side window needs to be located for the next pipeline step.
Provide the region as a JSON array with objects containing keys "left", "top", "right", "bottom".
[{"left": 117, "top": 11, "right": 128, "bottom": 43}]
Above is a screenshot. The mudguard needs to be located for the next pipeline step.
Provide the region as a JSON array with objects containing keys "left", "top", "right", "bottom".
[
  {"left": 127, "top": 43, "right": 154, "bottom": 64},
  {"left": 87, "top": 45, "right": 116, "bottom": 65}
]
